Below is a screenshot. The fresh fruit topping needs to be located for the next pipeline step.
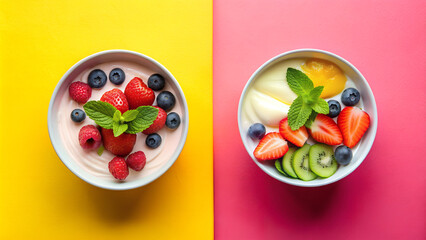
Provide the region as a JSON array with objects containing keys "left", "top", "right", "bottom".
[
  {"left": 108, "top": 157, "right": 129, "bottom": 180},
  {"left": 337, "top": 106, "right": 370, "bottom": 148},
  {"left": 78, "top": 125, "right": 102, "bottom": 150},
  {"left": 142, "top": 106, "right": 166, "bottom": 134},
  {"left": 279, "top": 118, "right": 308, "bottom": 147},
  {"left": 334, "top": 145, "right": 353, "bottom": 165},
  {"left": 126, "top": 151, "right": 146, "bottom": 171},
  {"left": 146, "top": 133, "right": 162, "bottom": 149},
  {"left": 109, "top": 68, "right": 125, "bottom": 85},
  {"left": 157, "top": 91, "right": 176, "bottom": 111},
  {"left": 275, "top": 159, "right": 289, "bottom": 177},
  {"left": 286, "top": 68, "right": 329, "bottom": 130},
  {"left": 282, "top": 147, "right": 298, "bottom": 178},
  {"left": 100, "top": 88, "right": 129, "bottom": 114},
  {"left": 84, "top": 101, "right": 159, "bottom": 137},
  {"left": 308, "top": 114, "right": 343, "bottom": 145},
  {"left": 309, "top": 144, "right": 338, "bottom": 178},
  {"left": 88, "top": 69, "right": 107, "bottom": 88},
  {"left": 292, "top": 144, "right": 317, "bottom": 181},
  {"left": 71, "top": 109, "right": 86, "bottom": 122},
  {"left": 148, "top": 73, "right": 165, "bottom": 91},
  {"left": 248, "top": 123, "right": 266, "bottom": 140},
  {"left": 327, "top": 100, "right": 341, "bottom": 118},
  {"left": 124, "top": 77, "right": 155, "bottom": 109},
  {"left": 69, "top": 81, "right": 92, "bottom": 104},
  {"left": 341, "top": 88, "right": 360, "bottom": 106},
  {"left": 166, "top": 112, "right": 181, "bottom": 129},
  {"left": 253, "top": 132, "right": 288, "bottom": 161},
  {"left": 101, "top": 128, "right": 136, "bottom": 156}
]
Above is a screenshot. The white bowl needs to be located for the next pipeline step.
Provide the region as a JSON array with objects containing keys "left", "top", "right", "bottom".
[
  {"left": 48, "top": 50, "right": 189, "bottom": 190},
  {"left": 238, "top": 49, "right": 377, "bottom": 187}
]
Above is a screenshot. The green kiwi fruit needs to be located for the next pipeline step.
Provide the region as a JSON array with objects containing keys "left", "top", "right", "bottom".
[
  {"left": 292, "top": 144, "right": 317, "bottom": 181},
  {"left": 282, "top": 147, "right": 298, "bottom": 178},
  {"left": 309, "top": 144, "right": 338, "bottom": 178}
]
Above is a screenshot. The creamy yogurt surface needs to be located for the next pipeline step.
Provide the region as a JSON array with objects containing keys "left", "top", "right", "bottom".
[{"left": 56, "top": 61, "right": 184, "bottom": 181}]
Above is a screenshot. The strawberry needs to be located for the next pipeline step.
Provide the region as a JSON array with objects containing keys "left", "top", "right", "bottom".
[
  {"left": 100, "top": 88, "right": 129, "bottom": 114},
  {"left": 253, "top": 132, "right": 288, "bottom": 161},
  {"left": 124, "top": 77, "right": 155, "bottom": 109},
  {"left": 101, "top": 128, "right": 136, "bottom": 156},
  {"left": 337, "top": 107, "right": 370, "bottom": 148},
  {"left": 108, "top": 157, "right": 129, "bottom": 180},
  {"left": 308, "top": 114, "right": 343, "bottom": 145},
  {"left": 279, "top": 118, "right": 308, "bottom": 147},
  {"left": 142, "top": 106, "right": 166, "bottom": 135}
]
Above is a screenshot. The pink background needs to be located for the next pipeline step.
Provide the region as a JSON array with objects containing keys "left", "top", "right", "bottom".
[{"left": 213, "top": 1, "right": 425, "bottom": 239}]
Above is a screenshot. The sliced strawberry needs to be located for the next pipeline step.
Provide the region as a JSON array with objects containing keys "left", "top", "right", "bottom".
[
  {"left": 279, "top": 118, "right": 308, "bottom": 147},
  {"left": 337, "top": 107, "right": 370, "bottom": 148},
  {"left": 253, "top": 132, "right": 288, "bottom": 161},
  {"left": 100, "top": 88, "right": 129, "bottom": 114},
  {"left": 308, "top": 114, "right": 343, "bottom": 145}
]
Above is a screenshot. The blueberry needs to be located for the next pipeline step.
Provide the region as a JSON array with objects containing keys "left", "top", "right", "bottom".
[
  {"left": 70, "top": 109, "right": 86, "bottom": 122},
  {"left": 157, "top": 91, "right": 176, "bottom": 111},
  {"left": 334, "top": 146, "right": 353, "bottom": 165},
  {"left": 248, "top": 123, "right": 266, "bottom": 140},
  {"left": 88, "top": 69, "right": 107, "bottom": 88},
  {"left": 166, "top": 112, "right": 181, "bottom": 129},
  {"left": 341, "top": 88, "right": 360, "bottom": 106},
  {"left": 146, "top": 133, "right": 162, "bottom": 149},
  {"left": 148, "top": 74, "right": 165, "bottom": 91},
  {"left": 109, "top": 68, "right": 125, "bottom": 85},
  {"left": 327, "top": 100, "right": 341, "bottom": 118}
]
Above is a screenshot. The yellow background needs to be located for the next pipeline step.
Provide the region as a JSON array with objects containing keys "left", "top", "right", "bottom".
[{"left": 0, "top": 1, "right": 212, "bottom": 239}]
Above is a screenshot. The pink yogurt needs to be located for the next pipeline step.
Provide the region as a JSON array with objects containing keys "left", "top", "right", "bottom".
[{"left": 56, "top": 61, "right": 184, "bottom": 181}]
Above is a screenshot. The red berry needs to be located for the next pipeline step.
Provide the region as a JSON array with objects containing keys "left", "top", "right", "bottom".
[
  {"left": 253, "top": 132, "right": 289, "bottom": 161},
  {"left": 78, "top": 125, "right": 102, "bottom": 150},
  {"left": 337, "top": 107, "right": 370, "bottom": 148},
  {"left": 124, "top": 77, "right": 155, "bottom": 109},
  {"left": 108, "top": 157, "right": 129, "bottom": 180},
  {"left": 126, "top": 151, "right": 147, "bottom": 171},
  {"left": 69, "top": 81, "right": 92, "bottom": 104},
  {"left": 308, "top": 114, "right": 343, "bottom": 146},
  {"left": 142, "top": 106, "right": 166, "bottom": 135},
  {"left": 101, "top": 128, "right": 136, "bottom": 156},
  {"left": 279, "top": 118, "right": 309, "bottom": 147},
  {"left": 100, "top": 88, "right": 129, "bottom": 114}
]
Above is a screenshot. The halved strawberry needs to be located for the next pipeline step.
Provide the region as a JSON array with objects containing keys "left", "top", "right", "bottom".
[
  {"left": 253, "top": 132, "right": 288, "bottom": 161},
  {"left": 308, "top": 114, "right": 343, "bottom": 145},
  {"left": 100, "top": 88, "right": 129, "bottom": 114},
  {"left": 279, "top": 118, "right": 308, "bottom": 147},
  {"left": 337, "top": 107, "right": 370, "bottom": 148}
]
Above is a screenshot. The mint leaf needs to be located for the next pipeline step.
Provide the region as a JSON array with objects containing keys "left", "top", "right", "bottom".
[
  {"left": 113, "top": 110, "right": 121, "bottom": 123},
  {"left": 288, "top": 96, "right": 312, "bottom": 130},
  {"left": 97, "top": 145, "right": 104, "bottom": 156},
  {"left": 126, "top": 106, "right": 159, "bottom": 134},
  {"left": 83, "top": 101, "right": 116, "bottom": 129},
  {"left": 122, "top": 110, "right": 139, "bottom": 122},
  {"left": 309, "top": 86, "right": 324, "bottom": 101},
  {"left": 311, "top": 98, "right": 329, "bottom": 114},
  {"left": 286, "top": 68, "right": 314, "bottom": 96},
  {"left": 113, "top": 122, "right": 128, "bottom": 137},
  {"left": 305, "top": 112, "right": 318, "bottom": 128}
]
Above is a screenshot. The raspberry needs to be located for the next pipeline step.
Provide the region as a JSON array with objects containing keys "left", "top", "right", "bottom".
[
  {"left": 126, "top": 151, "right": 146, "bottom": 171},
  {"left": 108, "top": 157, "right": 129, "bottom": 180},
  {"left": 69, "top": 81, "right": 92, "bottom": 104},
  {"left": 142, "top": 106, "right": 166, "bottom": 134},
  {"left": 78, "top": 125, "right": 102, "bottom": 150}
]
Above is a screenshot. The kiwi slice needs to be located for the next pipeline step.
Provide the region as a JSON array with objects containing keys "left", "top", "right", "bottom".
[
  {"left": 275, "top": 159, "right": 289, "bottom": 177},
  {"left": 309, "top": 144, "right": 338, "bottom": 178},
  {"left": 292, "top": 144, "right": 317, "bottom": 181},
  {"left": 282, "top": 147, "right": 298, "bottom": 178}
]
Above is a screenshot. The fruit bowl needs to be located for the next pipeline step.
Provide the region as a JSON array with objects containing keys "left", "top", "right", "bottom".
[
  {"left": 238, "top": 49, "right": 377, "bottom": 187},
  {"left": 48, "top": 50, "right": 189, "bottom": 190}
]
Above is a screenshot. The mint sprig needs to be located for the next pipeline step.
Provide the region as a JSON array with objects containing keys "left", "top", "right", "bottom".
[
  {"left": 286, "top": 68, "right": 329, "bottom": 130},
  {"left": 83, "top": 101, "right": 158, "bottom": 137}
]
